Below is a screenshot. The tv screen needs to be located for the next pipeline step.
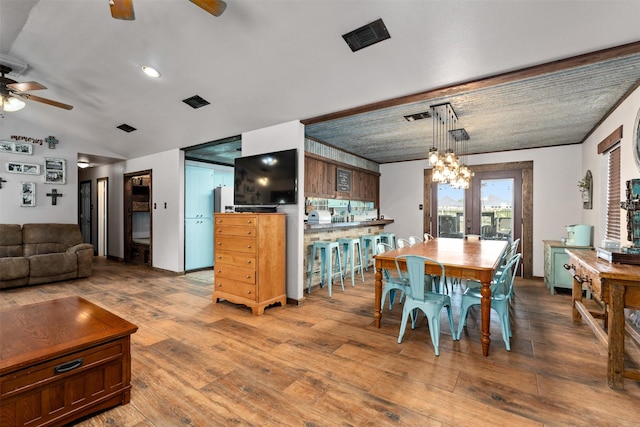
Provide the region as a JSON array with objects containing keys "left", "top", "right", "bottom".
[{"left": 234, "top": 149, "right": 298, "bottom": 205}]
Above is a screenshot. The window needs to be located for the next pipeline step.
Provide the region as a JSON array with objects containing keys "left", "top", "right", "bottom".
[{"left": 605, "top": 145, "right": 621, "bottom": 240}]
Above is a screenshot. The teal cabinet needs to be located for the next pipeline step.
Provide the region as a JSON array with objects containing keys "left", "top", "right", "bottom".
[{"left": 543, "top": 240, "right": 592, "bottom": 295}]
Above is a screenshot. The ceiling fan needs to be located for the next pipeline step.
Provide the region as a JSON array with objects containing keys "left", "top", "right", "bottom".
[
  {"left": 109, "top": 0, "right": 227, "bottom": 20},
  {"left": 0, "top": 65, "right": 73, "bottom": 112}
]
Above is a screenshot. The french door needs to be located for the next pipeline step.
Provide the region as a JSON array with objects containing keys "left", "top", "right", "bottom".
[{"left": 425, "top": 162, "right": 532, "bottom": 277}]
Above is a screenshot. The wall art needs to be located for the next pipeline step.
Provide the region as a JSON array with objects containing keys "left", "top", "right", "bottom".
[
  {"left": 44, "top": 157, "right": 66, "bottom": 184},
  {"left": 20, "top": 182, "right": 36, "bottom": 207}
]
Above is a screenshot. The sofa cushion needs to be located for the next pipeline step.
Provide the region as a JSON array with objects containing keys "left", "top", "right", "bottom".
[
  {"left": 0, "top": 257, "right": 29, "bottom": 281},
  {"left": 29, "top": 252, "right": 78, "bottom": 278},
  {"left": 22, "top": 223, "right": 84, "bottom": 257},
  {"left": 0, "top": 224, "right": 23, "bottom": 257}
]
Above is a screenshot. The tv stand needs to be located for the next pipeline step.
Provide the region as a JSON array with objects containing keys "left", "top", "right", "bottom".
[{"left": 234, "top": 206, "right": 278, "bottom": 213}]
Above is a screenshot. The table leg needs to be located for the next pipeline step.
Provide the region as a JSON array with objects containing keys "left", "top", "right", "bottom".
[
  {"left": 480, "top": 280, "right": 492, "bottom": 356},
  {"left": 375, "top": 259, "right": 382, "bottom": 328},
  {"left": 572, "top": 277, "right": 583, "bottom": 323},
  {"left": 608, "top": 284, "right": 625, "bottom": 390}
]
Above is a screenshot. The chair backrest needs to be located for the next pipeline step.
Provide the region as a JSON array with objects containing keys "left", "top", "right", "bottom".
[
  {"left": 377, "top": 242, "right": 397, "bottom": 281},
  {"left": 408, "top": 235, "right": 423, "bottom": 245},
  {"left": 395, "top": 255, "right": 445, "bottom": 302},
  {"left": 397, "top": 238, "right": 410, "bottom": 248},
  {"left": 424, "top": 233, "right": 434, "bottom": 241},
  {"left": 491, "top": 253, "right": 521, "bottom": 297}
]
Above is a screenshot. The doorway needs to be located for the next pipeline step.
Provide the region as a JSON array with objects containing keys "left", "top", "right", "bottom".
[
  {"left": 124, "top": 170, "right": 152, "bottom": 265},
  {"left": 97, "top": 178, "right": 108, "bottom": 257},
  {"left": 79, "top": 181, "right": 91, "bottom": 246},
  {"left": 425, "top": 161, "right": 533, "bottom": 277}
]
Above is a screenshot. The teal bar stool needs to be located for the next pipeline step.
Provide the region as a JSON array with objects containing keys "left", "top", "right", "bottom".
[
  {"left": 307, "top": 241, "right": 344, "bottom": 297},
  {"left": 360, "top": 234, "right": 381, "bottom": 271},
  {"left": 337, "top": 237, "right": 364, "bottom": 287},
  {"left": 378, "top": 232, "right": 397, "bottom": 249}
]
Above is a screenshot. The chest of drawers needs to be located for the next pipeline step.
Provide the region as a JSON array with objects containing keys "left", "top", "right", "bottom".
[{"left": 213, "top": 213, "right": 287, "bottom": 315}]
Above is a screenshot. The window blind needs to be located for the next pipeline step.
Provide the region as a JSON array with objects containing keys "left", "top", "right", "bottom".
[{"left": 606, "top": 146, "right": 621, "bottom": 240}]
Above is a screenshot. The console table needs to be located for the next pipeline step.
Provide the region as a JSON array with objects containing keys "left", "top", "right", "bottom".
[
  {"left": 0, "top": 296, "right": 138, "bottom": 426},
  {"left": 566, "top": 249, "right": 640, "bottom": 390}
]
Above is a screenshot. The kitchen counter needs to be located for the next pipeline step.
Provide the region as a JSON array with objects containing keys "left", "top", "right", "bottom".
[{"left": 304, "top": 219, "right": 394, "bottom": 233}]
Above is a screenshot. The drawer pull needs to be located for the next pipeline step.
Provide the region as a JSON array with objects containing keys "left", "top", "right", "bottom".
[
  {"left": 247, "top": 245, "right": 252, "bottom": 248},
  {"left": 246, "top": 220, "right": 252, "bottom": 224},
  {"left": 217, "top": 242, "right": 222, "bottom": 245},
  {"left": 216, "top": 270, "right": 221, "bottom": 273},
  {"left": 246, "top": 231, "right": 251, "bottom": 234},
  {"left": 217, "top": 255, "right": 222, "bottom": 259},
  {"left": 247, "top": 291, "right": 252, "bottom": 294},
  {"left": 54, "top": 358, "right": 83, "bottom": 374},
  {"left": 246, "top": 275, "right": 251, "bottom": 279},
  {"left": 246, "top": 260, "right": 251, "bottom": 264}
]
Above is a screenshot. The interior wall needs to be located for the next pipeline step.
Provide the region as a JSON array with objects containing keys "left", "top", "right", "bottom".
[
  {"left": 580, "top": 85, "right": 640, "bottom": 247},
  {"left": 242, "top": 120, "right": 306, "bottom": 300},
  {"left": 380, "top": 143, "right": 583, "bottom": 278}
]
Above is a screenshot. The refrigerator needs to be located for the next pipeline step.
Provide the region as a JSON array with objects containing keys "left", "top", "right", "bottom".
[
  {"left": 185, "top": 166, "right": 215, "bottom": 271},
  {"left": 214, "top": 186, "right": 234, "bottom": 213}
]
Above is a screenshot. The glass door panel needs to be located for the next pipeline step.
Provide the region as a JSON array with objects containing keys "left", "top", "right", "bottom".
[
  {"left": 436, "top": 183, "right": 464, "bottom": 238},
  {"left": 480, "top": 178, "right": 514, "bottom": 241}
]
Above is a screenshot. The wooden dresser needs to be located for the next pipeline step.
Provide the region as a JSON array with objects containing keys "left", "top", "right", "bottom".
[
  {"left": 213, "top": 212, "right": 287, "bottom": 315},
  {"left": 0, "top": 296, "right": 138, "bottom": 426},
  {"left": 566, "top": 249, "right": 640, "bottom": 390}
]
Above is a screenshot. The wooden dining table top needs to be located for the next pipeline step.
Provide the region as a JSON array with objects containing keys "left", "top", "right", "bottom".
[{"left": 374, "top": 237, "right": 508, "bottom": 277}]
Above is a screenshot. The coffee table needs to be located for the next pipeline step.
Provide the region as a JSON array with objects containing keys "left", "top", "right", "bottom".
[{"left": 0, "top": 296, "right": 138, "bottom": 427}]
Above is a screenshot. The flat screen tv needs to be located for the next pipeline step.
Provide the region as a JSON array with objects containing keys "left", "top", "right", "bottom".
[{"left": 233, "top": 148, "right": 298, "bottom": 206}]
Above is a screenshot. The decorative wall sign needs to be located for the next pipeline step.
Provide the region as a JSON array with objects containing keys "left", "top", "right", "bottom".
[
  {"left": 10, "top": 135, "right": 44, "bottom": 145},
  {"left": 0, "top": 176, "right": 7, "bottom": 189},
  {"left": 44, "top": 158, "right": 66, "bottom": 184},
  {"left": 336, "top": 168, "right": 351, "bottom": 192},
  {"left": 45, "top": 135, "right": 59, "bottom": 149},
  {"left": 0, "top": 140, "right": 33, "bottom": 155},
  {"left": 578, "top": 170, "right": 593, "bottom": 210},
  {"left": 4, "top": 162, "right": 40, "bottom": 175},
  {"left": 20, "top": 182, "right": 35, "bottom": 207}
]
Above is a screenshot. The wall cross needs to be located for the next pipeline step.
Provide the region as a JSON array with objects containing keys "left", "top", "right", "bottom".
[
  {"left": 0, "top": 176, "right": 6, "bottom": 189},
  {"left": 46, "top": 189, "right": 63, "bottom": 205},
  {"left": 45, "top": 135, "right": 59, "bottom": 149}
]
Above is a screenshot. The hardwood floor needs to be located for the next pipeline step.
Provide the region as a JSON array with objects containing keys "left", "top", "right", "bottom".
[{"left": 1, "top": 258, "right": 639, "bottom": 426}]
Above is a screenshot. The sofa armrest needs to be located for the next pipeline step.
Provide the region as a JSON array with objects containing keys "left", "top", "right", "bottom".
[
  {"left": 67, "top": 243, "right": 94, "bottom": 254},
  {"left": 68, "top": 243, "right": 94, "bottom": 277}
]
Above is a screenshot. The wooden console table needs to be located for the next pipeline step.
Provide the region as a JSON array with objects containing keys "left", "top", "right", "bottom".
[
  {"left": 566, "top": 249, "right": 640, "bottom": 390},
  {"left": 0, "top": 296, "right": 138, "bottom": 426}
]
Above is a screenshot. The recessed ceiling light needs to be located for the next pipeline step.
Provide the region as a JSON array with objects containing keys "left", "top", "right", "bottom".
[{"left": 141, "top": 66, "right": 161, "bottom": 78}]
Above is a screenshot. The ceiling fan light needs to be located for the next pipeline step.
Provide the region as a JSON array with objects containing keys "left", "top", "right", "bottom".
[
  {"left": 2, "top": 96, "right": 25, "bottom": 112},
  {"left": 77, "top": 161, "right": 90, "bottom": 169},
  {"left": 141, "top": 66, "right": 161, "bottom": 78}
]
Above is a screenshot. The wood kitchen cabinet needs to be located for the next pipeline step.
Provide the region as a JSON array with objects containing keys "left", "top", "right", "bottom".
[
  {"left": 304, "top": 154, "right": 379, "bottom": 203},
  {"left": 212, "top": 213, "right": 287, "bottom": 315}
]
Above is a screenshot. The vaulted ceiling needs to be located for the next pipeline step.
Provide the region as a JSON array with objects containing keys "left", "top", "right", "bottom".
[{"left": 2, "top": 1, "right": 640, "bottom": 166}]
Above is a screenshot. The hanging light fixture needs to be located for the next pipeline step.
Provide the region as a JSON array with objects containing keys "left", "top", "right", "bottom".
[
  {"left": 429, "top": 102, "right": 471, "bottom": 188},
  {"left": 1, "top": 95, "right": 25, "bottom": 112}
]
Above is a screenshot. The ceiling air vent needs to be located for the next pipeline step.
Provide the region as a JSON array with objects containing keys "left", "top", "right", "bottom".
[
  {"left": 117, "top": 124, "right": 137, "bottom": 133},
  {"left": 342, "top": 18, "right": 390, "bottom": 52},
  {"left": 182, "top": 95, "right": 210, "bottom": 109}
]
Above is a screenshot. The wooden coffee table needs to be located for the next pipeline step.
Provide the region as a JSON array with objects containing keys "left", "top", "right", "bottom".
[{"left": 0, "top": 296, "right": 138, "bottom": 427}]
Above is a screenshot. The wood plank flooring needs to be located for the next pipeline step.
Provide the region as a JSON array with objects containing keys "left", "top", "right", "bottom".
[{"left": 1, "top": 258, "right": 639, "bottom": 426}]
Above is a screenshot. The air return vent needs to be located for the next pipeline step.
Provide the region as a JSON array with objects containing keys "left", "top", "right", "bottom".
[
  {"left": 182, "top": 95, "right": 210, "bottom": 109},
  {"left": 342, "top": 18, "right": 390, "bottom": 52},
  {"left": 117, "top": 123, "right": 137, "bottom": 133},
  {"left": 404, "top": 111, "right": 431, "bottom": 122}
]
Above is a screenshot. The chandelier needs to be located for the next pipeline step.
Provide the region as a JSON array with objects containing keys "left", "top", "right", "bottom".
[{"left": 428, "top": 102, "right": 471, "bottom": 189}]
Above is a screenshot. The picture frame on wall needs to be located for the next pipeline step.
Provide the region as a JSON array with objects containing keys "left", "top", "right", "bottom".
[
  {"left": 0, "top": 140, "right": 33, "bottom": 155},
  {"left": 4, "top": 162, "right": 40, "bottom": 175},
  {"left": 44, "top": 158, "right": 65, "bottom": 184},
  {"left": 20, "top": 182, "right": 36, "bottom": 207},
  {"left": 0, "top": 140, "right": 14, "bottom": 152}
]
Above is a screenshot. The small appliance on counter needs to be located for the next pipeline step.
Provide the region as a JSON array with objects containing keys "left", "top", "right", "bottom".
[
  {"left": 308, "top": 210, "right": 331, "bottom": 225},
  {"left": 565, "top": 224, "right": 592, "bottom": 246}
]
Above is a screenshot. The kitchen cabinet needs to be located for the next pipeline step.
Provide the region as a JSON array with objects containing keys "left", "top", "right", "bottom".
[{"left": 543, "top": 240, "right": 592, "bottom": 294}]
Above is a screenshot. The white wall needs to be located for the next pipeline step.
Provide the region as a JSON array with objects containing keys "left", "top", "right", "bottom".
[
  {"left": 580, "top": 86, "right": 640, "bottom": 247},
  {"left": 380, "top": 144, "right": 583, "bottom": 277},
  {"left": 242, "top": 120, "right": 306, "bottom": 300}
]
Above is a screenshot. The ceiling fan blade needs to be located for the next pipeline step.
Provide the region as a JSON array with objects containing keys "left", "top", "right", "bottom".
[
  {"left": 110, "top": 0, "right": 135, "bottom": 20},
  {"left": 7, "top": 81, "right": 47, "bottom": 92},
  {"left": 19, "top": 93, "right": 73, "bottom": 110},
  {"left": 189, "top": 0, "right": 227, "bottom": 17}
]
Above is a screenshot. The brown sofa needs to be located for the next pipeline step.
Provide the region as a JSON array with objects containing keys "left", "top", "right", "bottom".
[{"left": 0, "top": 223, "right": 94, "bottom": 290}]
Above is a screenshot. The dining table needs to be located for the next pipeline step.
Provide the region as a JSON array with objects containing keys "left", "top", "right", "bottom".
[{"left": 374, "top": 237, "right": 508, "bottom": 356}]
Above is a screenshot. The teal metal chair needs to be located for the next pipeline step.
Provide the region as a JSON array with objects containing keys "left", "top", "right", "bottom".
[
  {"left": 396, "top": 254, "right": 455, "bottom": 356},
  {"left": 378, "top": 232, "right": 397, "bottom": 249},
  {"left": 456, "top": 253, "right": 521, "bottom": 351},
  {"left": 377, "top": 243, "right": 408, "bottom": 310},
  {"left": 408, "top": 235, "right": 423, "bottom": 245},
  {"left": 397, "top": 238, "right": 411, "bottom": 248},
  {"left": 360, "top": 234, "right": 381, "bottom": 271},
  {"left": 307, "top": 241, "right": 344, "bottom": 297}
]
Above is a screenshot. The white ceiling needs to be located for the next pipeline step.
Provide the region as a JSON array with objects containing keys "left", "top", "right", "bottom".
[{"left": 2, "top": 0, "right": 640, "bottom": 165}]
